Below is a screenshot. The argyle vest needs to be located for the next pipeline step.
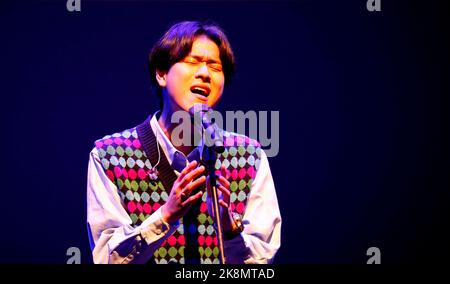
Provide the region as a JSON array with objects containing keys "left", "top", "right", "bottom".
[{"left": 95, "top": 116, "right": 261, "bottom": 264}]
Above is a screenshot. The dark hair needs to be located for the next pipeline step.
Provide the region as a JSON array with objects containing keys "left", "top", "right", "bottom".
[{"left": 148, "top": 21, "right": 236, "bottom": 106}]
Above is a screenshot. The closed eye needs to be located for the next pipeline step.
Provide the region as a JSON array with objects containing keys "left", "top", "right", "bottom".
[
  {"left": 183, "top": 57, "right": 201, "bottom": 65},
  {"left": 208, "top": 64, "right": 223, "bottom": 72}
]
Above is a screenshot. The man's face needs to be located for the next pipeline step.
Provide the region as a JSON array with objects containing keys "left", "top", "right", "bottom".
[{"left": 157, "top": 35, "right": 225, "bottom": 112}]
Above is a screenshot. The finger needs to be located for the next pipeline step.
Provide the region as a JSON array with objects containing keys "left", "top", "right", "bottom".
[
  {"left": 184, "top": 175, "right": 206, "bottom": 195},
  {"left": 218, "top": 175, "right": 230, "bottom": 188},
  {"left": 178, "top": 160, "right": 198, "bottom": 179},
  {"left": 181, "top": 191, "right": 204, "bottom": 207},
  {"left": 179, "top": 165, "right": 205, "bottom": 188},
  {"left": 218, "top": 185, "right": 230, "bottom": 204},
  {"left": 218, "top": 184, "right": 231, "bottom": 199},
  {"left": 219, "top": 199, "right": 229, "bottom": 209},
  {"left": 221, "top": 165, "right": 228, "bottom": 179}
]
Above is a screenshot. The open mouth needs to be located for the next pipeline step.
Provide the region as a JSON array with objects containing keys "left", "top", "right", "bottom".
[{"left": 190, "top": 85, "right": 211, "bottom": 98}]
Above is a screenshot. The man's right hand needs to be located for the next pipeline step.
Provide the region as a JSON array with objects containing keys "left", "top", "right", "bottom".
[{"left": 161, "top": 160, "right": 206, "bottom": 224}]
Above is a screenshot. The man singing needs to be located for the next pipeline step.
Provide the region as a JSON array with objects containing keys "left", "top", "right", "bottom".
[{"left": 87, "top": 21, "right": 281, "bottom": 264}]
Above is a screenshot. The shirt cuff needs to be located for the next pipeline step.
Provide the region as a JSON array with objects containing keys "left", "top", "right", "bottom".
[{"left": 139, "top": 207, "right": 180, "bottom": 245}]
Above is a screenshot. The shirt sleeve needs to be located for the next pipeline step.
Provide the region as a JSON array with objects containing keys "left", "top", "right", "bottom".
[
  {"left": 86, "top": 148, "right": 179, "bottom": 264},
  {"left": 224, "top": 149, "right": 282, "bottom": 264}
]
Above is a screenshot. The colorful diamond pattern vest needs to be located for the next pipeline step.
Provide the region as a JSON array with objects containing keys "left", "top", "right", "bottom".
[{"left": 95, "top": 117, "right": 261, "bottom": 264}]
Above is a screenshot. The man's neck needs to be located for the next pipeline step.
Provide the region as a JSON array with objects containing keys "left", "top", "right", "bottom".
[{"left": 158, "top": 107, "right": 195, "bottom": 156}]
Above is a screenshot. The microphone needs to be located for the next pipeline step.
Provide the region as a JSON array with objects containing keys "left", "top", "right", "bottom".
[
  {"left": 189, "top": 103, "right": 226, "bottom": 264},
  {"left": 188, "top": 104, "right": 224, "bottom": 154}
]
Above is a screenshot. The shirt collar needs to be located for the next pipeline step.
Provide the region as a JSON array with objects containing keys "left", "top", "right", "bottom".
[{"left": 149, "top": 111, "right": 204, "bottom": 167}]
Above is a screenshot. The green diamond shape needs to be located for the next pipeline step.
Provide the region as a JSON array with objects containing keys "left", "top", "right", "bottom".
[
  {"left": 125, "top": 147, "right": 134, "bottom": 157},
  {"left": 134, "top": 149, "right": 143, "bottom": 159},
  {"left": 168, "top": 247, "right": 178, "bottom": 258},
  {"left": 149, "top": 181, "right": 158, "bottom": 191},
  {"left": 124, "top": 179, "right": 131, "bottom": 190},
  {"left": 159, "top": 247, "right": 167, "bottom": 258},
  {"left": 116, "top": 146, "right": 124, "bottom": 156},
  {"left": 117, "top": 179, "right": 124, "bottom": 189},
  {"left": 179, "top": 246, "right": 185, "bottom": 257},
  {"left": 247, "top": 178, "right": 254, "bottom": 189},
  {"left": 213, "top": 247, "right": 219, "bottom": 257},
  {"left": 198, "top": 213, "right": 207, "bottom": 224},
  {"left": 205, "top": 247, "right": 212, "bottom": 257},
  {"left": 238, "top": 180, "right": 246, "bottom": 190},
  {"left": 131, "top": 180, "right": 139, "bottom": 191},
  {"left": 230, "top": 181, "right": 238, "bottom": 192},
  {"left": 130, "top": 214, "right": 138, "bottom": 224},
  {"left": 221, "top": 149, "right": 228, "bottom": 158},
  {"left": 139, "top": 181, "right": 148, "bottom": 191}
]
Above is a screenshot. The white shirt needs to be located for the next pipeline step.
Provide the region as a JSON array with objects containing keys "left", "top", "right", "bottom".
[{"left": 87, "top": 114, "right": 282, "bottom": 264}]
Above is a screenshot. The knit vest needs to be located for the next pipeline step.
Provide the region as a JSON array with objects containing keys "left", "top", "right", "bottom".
[{"left": 95, "top": 116, "right": 261, "bottom": 264}]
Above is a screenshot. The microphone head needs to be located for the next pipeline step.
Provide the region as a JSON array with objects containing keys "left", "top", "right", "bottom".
[
  {"left": 188, "top": 103, "right": 210, "bottom": 115},
  {"left": 188, "top": 104, "right": 224, "bottom": 153}
]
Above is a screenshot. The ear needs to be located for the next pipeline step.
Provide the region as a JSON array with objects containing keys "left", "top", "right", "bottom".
[{"left": 156, "top": 70, "right": 167, "bottom": 87}]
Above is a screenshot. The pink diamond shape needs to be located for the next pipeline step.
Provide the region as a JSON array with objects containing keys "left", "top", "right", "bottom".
[
  {"left": 247, "top": 167, "right": 256, "bottom": 179},
  {"left": 114, "top": 166, "right": 122, "bottom": 178},
  {"left": 137, "top": 168, "right": 147, "bottom": 180},
  {"left": 143, "top": 203, "right": 152, "bottom": 214},
  {"left": 231, "top": 169, "right": 238, "bottom": 180},
  {"left": 238, "top": 168, "right": 247, "bottom": 179},
  {"left": 127, "top": 201, "right": 136, "bottom": 213},
  {"left": 132, "top": 139, "right": 141, "bottom": 148},
  {"left": 128, "top": 169, "right": 137, "bottom": 180},
  {"left": 95, "top": 141, "right": 103, "bottom": 148}
]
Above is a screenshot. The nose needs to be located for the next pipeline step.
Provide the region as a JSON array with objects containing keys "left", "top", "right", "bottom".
[{"left": 195, "top": 63, "right": 211, "bottom": 82}]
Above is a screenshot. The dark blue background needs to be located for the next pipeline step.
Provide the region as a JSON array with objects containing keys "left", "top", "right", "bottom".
[{"left": 1, "top": 0, "right": 448, "bottom": 264}]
